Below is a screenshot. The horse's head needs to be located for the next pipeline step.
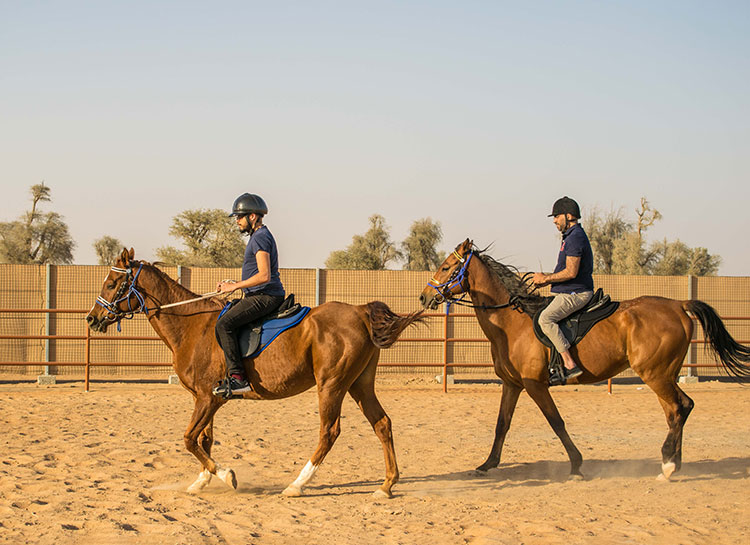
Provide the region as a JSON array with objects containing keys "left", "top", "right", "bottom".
[
  {"left": 86, "top": 247, "right": 150, "bottom": 333},
  {"left": 419, "top": 238, "right": 474, "bottom": 310}
]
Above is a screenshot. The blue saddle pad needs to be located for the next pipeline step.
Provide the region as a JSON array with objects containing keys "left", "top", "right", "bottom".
[{"left": 238, "top": 306, "right": 311, "bottom": 358}]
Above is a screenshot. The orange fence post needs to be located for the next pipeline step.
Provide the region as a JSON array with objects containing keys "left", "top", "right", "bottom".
[
  {"left": 443, "top": 304, "right": 449, "bottom": 393},
  {"left": 85, "top": 325, "right": 91, "bottom": 392}
]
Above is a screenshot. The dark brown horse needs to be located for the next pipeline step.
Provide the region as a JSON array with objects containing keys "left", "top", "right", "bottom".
[
  {"left": 419, "top": 239, "right": 750, "bottom": 481},
  {"left": 86, "top": 248, "right": 422, "bottom": 497}
]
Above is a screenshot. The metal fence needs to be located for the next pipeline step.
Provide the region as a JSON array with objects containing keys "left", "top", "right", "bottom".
[{"left": 1, "top": 264, "right": 749, "bottom": 391}]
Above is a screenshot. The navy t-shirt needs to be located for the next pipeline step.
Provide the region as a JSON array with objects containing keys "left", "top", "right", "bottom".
[
  {"left": 242, "top": 225, "right": 285, "bottom": 297},
  {"left": 551, "top": 223, "right": 594, "bottom": 294}
]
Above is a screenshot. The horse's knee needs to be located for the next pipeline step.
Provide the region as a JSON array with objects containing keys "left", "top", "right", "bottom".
[{"left": 373, "top": 415, "right": 393, "bottom": 439}]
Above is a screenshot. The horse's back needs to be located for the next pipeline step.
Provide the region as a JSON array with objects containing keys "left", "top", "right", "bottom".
[
  {"left": 577, "top": 295, "right": 693, "bottom": 381},
  {"left": 247, "top": 301, "right": 375, "bottom": 398}
]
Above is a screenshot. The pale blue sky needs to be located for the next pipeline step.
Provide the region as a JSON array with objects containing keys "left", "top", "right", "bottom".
[{"left": 2, "top": 1, "right": 749, "bottom": 274}]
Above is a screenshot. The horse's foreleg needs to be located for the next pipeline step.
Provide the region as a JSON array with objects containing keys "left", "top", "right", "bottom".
[
  {"left": 184, "top": 396, "right": 235, "bottom": 493},
  {"left": 476, "top": 382, "right": 522, "bottom": 472},
  {"left": 349, "top": 364, "right": 399, "bottom": 498},
  {"left": 283, "top": 386, "right": 345, "bottom": 497},
  {"left": 523, "top": 378, "right": 583, "bottom": 478}
]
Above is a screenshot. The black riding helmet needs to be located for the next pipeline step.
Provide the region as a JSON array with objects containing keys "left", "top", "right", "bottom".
[
  {"left": 229, "top": 193, "right": 268, "bottom": 217},
  {"left": 548, "top": 196, "right": 581, "bottom": 219}
]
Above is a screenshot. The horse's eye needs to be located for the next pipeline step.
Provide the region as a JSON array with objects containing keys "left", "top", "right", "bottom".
[
  {"left": 106, "top": 282, "right": 116, "bottom": 290},
  {"left": 441, "top": 267, "right": 449, "bottom": 272}
]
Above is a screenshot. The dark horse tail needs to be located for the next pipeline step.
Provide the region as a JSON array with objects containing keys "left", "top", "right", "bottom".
[
  {"left": 685, "top": 300, "right": 750, "bottom": 379},
  {"left": 364, "top": 301, "right": 424, "bottom": 349}
]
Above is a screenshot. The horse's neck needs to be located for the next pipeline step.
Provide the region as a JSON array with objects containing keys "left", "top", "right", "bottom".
[
  {"left": 140, "top": 266, "right": 217, "bottom": 351},
  {"left": 468, "top": 260, "right": 522, "bottom": 328}
]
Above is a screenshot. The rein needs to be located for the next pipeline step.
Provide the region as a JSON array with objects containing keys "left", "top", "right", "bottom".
[
  {"left": 96, "top": 262, "right": 219, "bottom": 331},
  {"left": 427, "top": 250, "right": 520, "bottom": 311}
]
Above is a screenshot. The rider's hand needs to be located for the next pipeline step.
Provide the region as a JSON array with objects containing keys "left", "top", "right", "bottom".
[
  {"left": 217, "top": 280, "right": 237, "bottom": 294},
  {"left": 532, "top": 272, "right": 549, "bottom": 287}
]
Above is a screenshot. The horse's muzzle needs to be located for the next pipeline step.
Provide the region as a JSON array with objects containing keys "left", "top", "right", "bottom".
[
  {"left": 419, "top": 293, "right": 440, "bottom": 311},
  {"left": 85, "top": 314, "right": 109, "bottom": 333}
]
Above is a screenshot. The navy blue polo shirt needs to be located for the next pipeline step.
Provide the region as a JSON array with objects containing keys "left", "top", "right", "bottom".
[
  {"left": 551, "top": 223, "right": 594, "bottom": 294},
  {"left": 242, "top": 225, "right": 285, "bottom": 297}
]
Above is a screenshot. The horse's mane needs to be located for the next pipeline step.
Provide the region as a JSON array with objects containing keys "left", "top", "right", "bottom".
[
  {"left": 138, "top": 260, "right": 223, "bottom": 310},
  {"left": 473, "top": 247, "right": 549, "bottom": 316}
]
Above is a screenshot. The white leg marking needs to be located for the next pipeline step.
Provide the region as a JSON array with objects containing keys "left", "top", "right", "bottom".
[
  {"left": 658, "top": 461, "right": 676, "bottom": 481},
  {"left": 217, "top": 466, "right": 237, "bottom": 489},
  {"left": 282, "top": 460, "right": 318, "bottom": 497},
  {"left": 187, "top": 468, "right": 212, "bottom": 493}
]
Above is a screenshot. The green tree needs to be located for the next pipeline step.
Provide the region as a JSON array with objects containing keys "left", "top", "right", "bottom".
[
  {"left": 401, "top": 218, "right": 445, "bottom": 271},
  {"left": 586, "top": 206, "right": 631, "bottom": 274},
  {"left": 156, "top": 209, "right": 245, "bottom": 267},
  {"left": 650, "top": 239, "right": 721, "bottom": 276},
  {"left": 0, "top": 183, "right": 75, "bottom": 264},
  {"left": 586, "top": 197, "right": 720, "bottom": 276},
  {"left": 93, "top": 235, "right": 124, "bottom": 266},
  {"left": 325, "top": 214, "right": 401, "bottom": 270}
]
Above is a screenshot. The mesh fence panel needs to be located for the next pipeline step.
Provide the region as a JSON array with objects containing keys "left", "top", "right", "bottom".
[{"left": 1, "top": 264, "right": 748, "bottom": 381}]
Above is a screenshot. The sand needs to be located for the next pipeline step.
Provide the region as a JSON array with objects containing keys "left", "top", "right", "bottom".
[{"left": 0, "top": 378, "right": 748, "bottom": 545}]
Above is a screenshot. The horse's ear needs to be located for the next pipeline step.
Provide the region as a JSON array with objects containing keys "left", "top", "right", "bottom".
[
  {"left": 118, "top": 248, "right": 130, "bottom": 264},
  {"left": 128, "top": 248, "right": 135, "bottom": 261},
  {"left": 460, "top": 238, "right": 472, "bottom": 251}
]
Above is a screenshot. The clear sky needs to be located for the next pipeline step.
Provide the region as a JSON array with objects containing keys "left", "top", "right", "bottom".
[{"left": 2, "top": 1, "right": 749, "bottom": 275}]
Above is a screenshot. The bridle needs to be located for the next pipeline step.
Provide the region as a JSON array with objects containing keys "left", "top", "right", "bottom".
[
  {"left": 426, "top": 249, "right": 518, "bottom": 311},
  {"left": 95, "top": 261, "right": 220, "bottom": 331},
  {"left": 95, "top": 263, "right": 149, "bottom": 331}
]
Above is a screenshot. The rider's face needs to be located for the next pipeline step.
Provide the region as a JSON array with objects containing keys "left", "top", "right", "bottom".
[
  {"left": 236, "top": 214, "right": 250, "bottom": 232},
  {"left": 552, "top": 214, "right": 569, "bottom": 232}
]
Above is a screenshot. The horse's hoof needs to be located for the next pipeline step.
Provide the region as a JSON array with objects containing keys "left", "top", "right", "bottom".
[
  {"left": 187, "top": 469, "right": 212, "bottom": 493},
  {"left": 372, "top": 488, "right": 392, "bottom": 500},
  {"left": 282, "top": 485, "right": 303, "bottom": 497},
  {"left": 568, "top": 473, "right": 584, "bottom": 482},
  {"left": 217, "top": 468, "right": 237, "bottom": 489},
  {"left": 187, "top": 482, "right": 205, "bottom": 494},
  {"left": 657, "top": 462, "right": 676, "bottom": 481}
]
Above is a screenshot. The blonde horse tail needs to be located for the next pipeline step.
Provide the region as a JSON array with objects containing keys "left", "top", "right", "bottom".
[
  {"left": 684, "top": 300, "right": 750, "bottom": 379},
  {"left": 364, "top": 301, "right": 424, "bottom": 349}
]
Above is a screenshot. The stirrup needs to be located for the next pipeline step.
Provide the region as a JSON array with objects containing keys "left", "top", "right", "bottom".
[{"left": 212, "top": 376, "right": 251, "bottom": 399}]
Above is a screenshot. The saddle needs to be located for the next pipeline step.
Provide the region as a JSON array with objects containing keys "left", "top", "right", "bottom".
[
  {"left": 220, "top": 294, "right": 311, "bottom": 358},
  {"left": 532, "top": 288, "right": 620, "bottom": 386}
]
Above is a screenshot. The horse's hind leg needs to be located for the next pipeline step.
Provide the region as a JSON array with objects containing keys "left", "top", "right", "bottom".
[
  {"left": 184, "top": 395, "right": 235, "bottom": 493},
  {"left": 348, "top": 356, "right": 399, "bottom": 498},
  {"left": 644, "top": 377, "right": 694, "bottom": 480},
  {"left": 523, "top": 379, "right": 583, "bottom": 478},
  {"left": 282, "top": 384, "right": 346, "bottom": 497}
]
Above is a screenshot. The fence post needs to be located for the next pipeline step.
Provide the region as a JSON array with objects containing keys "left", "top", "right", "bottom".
[
  {"left": 44, "top": 263, "right": 51, "bottom": 375},
  {"left": 85, "top": 325, "right": 91, "bottom": 392},
  {"left": 37, "top": 263, "right": 57, "bottom": 385},
  {"left": 315, "top": 269, "right": 321, "bottom": 307},
  {"left": 687, "top": 275, "right": 697, "bottom": 378},
  {"left": 442, "top": 302, "right": 453, "bottom": 392}
]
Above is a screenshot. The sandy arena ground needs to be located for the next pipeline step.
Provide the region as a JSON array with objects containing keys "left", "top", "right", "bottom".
[{"left": 0, "top": 378, "right": 748, "bottom": 545}]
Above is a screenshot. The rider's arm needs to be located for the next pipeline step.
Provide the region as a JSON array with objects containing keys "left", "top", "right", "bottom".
[
  {"left": 216, "top": 251, "right": 271, "bottom": 293},
  {"left": 533, "top": 255, "right": 581, "bottom": 287}
]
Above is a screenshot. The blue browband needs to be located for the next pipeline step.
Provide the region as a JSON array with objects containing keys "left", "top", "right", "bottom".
[{"left": 95, "top": 262, "right": 149, "bottom": 331}]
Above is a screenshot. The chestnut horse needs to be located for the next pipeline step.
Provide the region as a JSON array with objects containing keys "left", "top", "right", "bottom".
[
  {"left": 86, "top": 248, "right": 423, "bottom": 497},
  {"left": 419, "top": 239, "right": 750, "bottom": 481}
]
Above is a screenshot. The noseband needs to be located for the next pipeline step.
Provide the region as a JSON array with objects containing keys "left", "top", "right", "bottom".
[{"left": 96, "top": 262, "right": 149, "bottom": 331}]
